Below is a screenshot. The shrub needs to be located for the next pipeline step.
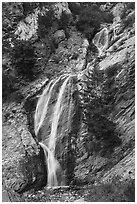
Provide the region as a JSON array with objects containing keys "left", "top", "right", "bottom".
[
  {"left": 22, "top": 2, "right": 39, "bottom": 16},
  {"left": 68, "top": 2, "right": 81, "bottom": 16},
  {"left": 2, "top": 53, "right": 18, "bottom": 100},
  {"left": 59, "top": 11, "right": 71, "bottom": 30},
  {"left": 2, "top": 73, "right": 15, "bottom": 100},
  {"left": 126, "top": 2, "right": 135, "bottom": 10},
  {"left": 11, "top": 40, "right": 36, "bottom": 80},
  {"left": 37, "top": 8, "right": 55, "bottom": 39},
  {"left": 124, "top": 179, "right": 135, "bottom": 202}
]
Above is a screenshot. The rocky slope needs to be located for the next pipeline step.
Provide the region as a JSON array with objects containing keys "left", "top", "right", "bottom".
[
  {"left": 2, "top": 2, "right": 135, "bottom": 202},
  {"left": 75, "top": 4, "right": 135, "bottom": 185}
]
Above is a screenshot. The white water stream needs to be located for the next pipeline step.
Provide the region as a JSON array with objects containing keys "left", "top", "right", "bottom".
[
  {"left": 35, "top": 76, "right": 61, "bottom": 136},
  {"left": 35, "top": 75, "right": 71, "bottom": 187}
]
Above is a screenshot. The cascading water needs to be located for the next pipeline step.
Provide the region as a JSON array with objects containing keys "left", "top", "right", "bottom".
[
  {"left": 34, "top": 75, "right": 72, "bottom": 187},
  {"left": 35, "top": 77, "right": 61, "bottom": 136},
  {"left": 49, "top": 76, "right": 70, "bottom": 153},
  {"left": 39, "top": 141, "right": 60, "bottom": 187}
]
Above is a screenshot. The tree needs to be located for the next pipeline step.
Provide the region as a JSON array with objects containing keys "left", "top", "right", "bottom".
[
  {"left": 79, "top": 63, "right": 121, "bottom": 156},
  {"left": 76, "top": 4, "right": 113, "bottom": 41},
  {"left": 2, "top": 2, "right": 58, "bottom": 99}
]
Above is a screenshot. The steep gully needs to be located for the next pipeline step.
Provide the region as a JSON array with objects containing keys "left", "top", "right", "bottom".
[
  {"left": 34, "top": 27, "right": 109, "bottom": 188},
  {"left": 34, "top": 29, "right": 108, "bottom": 187}
]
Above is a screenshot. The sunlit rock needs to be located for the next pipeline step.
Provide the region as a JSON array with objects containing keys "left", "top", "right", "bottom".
[
  {"left": 93, "top": 27, "right": 109, "bottom": 55},
  {"left": 15, "top": 9, "right": 39, "bottom": 40},
  {"left": 52, "top": 2, "right": 71, "bottom": 19}
]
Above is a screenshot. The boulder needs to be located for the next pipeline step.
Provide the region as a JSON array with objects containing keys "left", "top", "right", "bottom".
[
  {"left": 75, "top": 198, "right": 85, "bottom": 202},
  {"left": 52, "top": 2, "right": 72, "bottom": 19},
  {"left": 15, "top": 10, "right": 39, "bottom": 40},
  {"left": 53, "top": 30, "right": 66, "bottom": 45}
]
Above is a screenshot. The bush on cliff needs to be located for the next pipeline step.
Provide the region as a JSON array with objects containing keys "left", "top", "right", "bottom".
[{"left": 11, "top": 40, "right": 36, "bottom": 80}]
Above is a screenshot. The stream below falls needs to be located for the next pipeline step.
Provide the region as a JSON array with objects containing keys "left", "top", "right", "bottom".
[{"left": 21, "top": 185, "right": 92, "bottom": 202}]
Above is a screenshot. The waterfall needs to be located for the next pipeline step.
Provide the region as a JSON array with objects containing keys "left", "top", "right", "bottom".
[
  {"left": 49, "top": 76, "right": 70, "bottom": 154},
  {"left": 35, "top": 77, "right": 60, "bottom": 136},
  {"left": 35, "top": 75, "right": 71, "bottom": 187},
  {"left": 35, "top": 74, "right": 68, "bottom": 136},
  {"left": 39, "top": 142, "right": 61, "bottom": 187},
  {"left": 93, "top": 27, "right": 109, "bottom": 55}
]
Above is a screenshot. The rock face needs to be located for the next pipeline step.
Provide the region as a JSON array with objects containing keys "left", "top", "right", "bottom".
[
  {"left": 2, "top": 77, "right": 51, "bottom": 198},
  {"left": 45, "top": 26, "right": 89, "bottom": 76},
  {"left": 2, "top": 100, "right": 47, "bottom": 198},
  {"left": 102, "top": 149, "right": 135, "bottom": 183},
  {"left": 75, "top": 2, "right": 135, "bottom": 185}
]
